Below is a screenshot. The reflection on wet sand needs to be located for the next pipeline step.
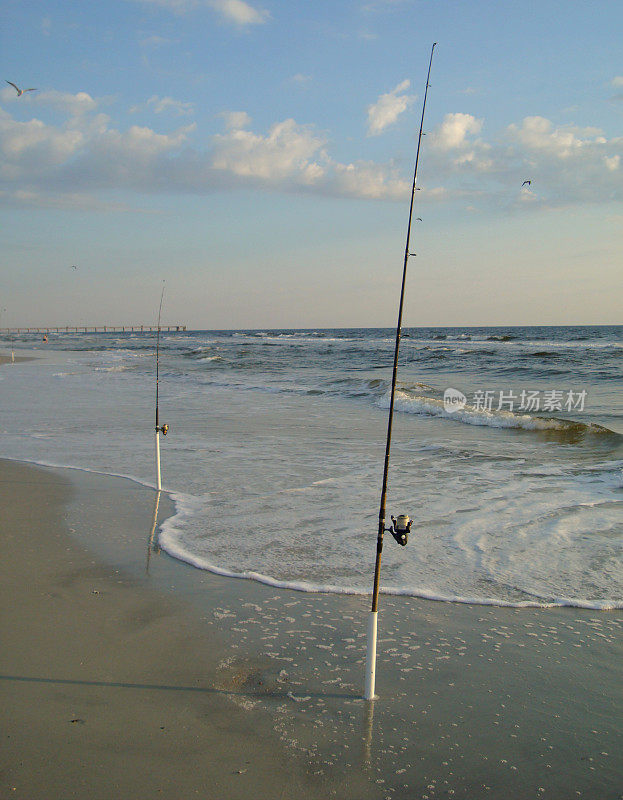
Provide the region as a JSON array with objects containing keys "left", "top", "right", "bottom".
[{"left": 145, "top": 490, "right": 161, "bottom": 574}]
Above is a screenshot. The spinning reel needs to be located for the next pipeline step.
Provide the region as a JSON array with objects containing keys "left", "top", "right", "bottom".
[{"left": 386, "top": 514, "right": 412, "bottom": 546}]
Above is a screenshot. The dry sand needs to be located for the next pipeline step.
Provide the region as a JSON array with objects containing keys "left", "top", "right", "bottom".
[{"left": 1, "top": 458, "right": 621, "bottom": 800}]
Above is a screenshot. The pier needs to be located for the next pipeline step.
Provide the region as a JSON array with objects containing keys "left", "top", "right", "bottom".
[{"left": 0, "top": 325, "right": 187, "bottom": 334}]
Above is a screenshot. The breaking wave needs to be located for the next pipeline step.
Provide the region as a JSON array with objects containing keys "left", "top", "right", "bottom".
[{"left": 381, "top": 391, "right": 618, "bottom": 436}]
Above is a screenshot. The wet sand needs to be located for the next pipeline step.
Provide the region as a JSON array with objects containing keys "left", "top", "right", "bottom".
[
  {"left": 0, "top": 460, "right": 371, "bottom": 799},
  {"left": 0, "top": 353, "right": 32, "bottom": 365},
  {"left": 1, "top": 458, "right": 621, "bottom": 799}
]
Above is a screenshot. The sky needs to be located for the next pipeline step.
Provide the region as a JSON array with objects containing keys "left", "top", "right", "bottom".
[{"left": 1, "top": 0, "right": 622, "bottom": 329}]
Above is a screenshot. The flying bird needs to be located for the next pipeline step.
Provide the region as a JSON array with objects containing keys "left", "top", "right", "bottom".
[
  {"left": 522, "top": 180, "right": 532, "bottom": 187},
  {"left": 70, "top": 265, "right": 78, "bottom": 270},
  {"left": 5, "top": 80, "right": 37, "bottom": 97}
]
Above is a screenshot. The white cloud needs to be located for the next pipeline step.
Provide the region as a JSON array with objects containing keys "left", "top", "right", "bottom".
[
  {"left": 1, "top": 88, "right": 99, "bottom": 118},
  {"left": 367, "top": 79, "right": 415, "bottom": 136},
  {"left": 289, "top": 73, "right": 312, "bottom": 85},
  {"left": 211, "top": 119, "right": 325, "bottom": 180},
  {"left": 2, "top": 99, "right": 620, "bottom": 209},
  {"left": 0, "top": 103, "right": 408, "bottom": 202},
  {"left": 425, "top": 112, "right": 623, "bottom": 206},
  {"left": 131, "top": 95, "right": 194, "bottom": 115},
  {"left": 331, "top": 161, "right": 408, "bottom": 200},
  {"left": 219, "top": 110, "right": 251, "bottom": 130},
  {"left": 506, "top": 116, "right": 605, "bottom": 158},
  {"left": 37, "top": 90, "right": 98, "bottom": 116},
  {"left": 611, "top": 76, "right": 623, "bottom": 101},
  {"left": 432, "top": 112, "right": 483, "bottom": 150},
  {"left": 209, "top": 0, "right": 268, "bottom": 25},
  {"left": 210, "top": 118, "right": 408, "bottom": 199},
  {"left": 130, "top": 0, "right": 268, "bottom": 24},
  {"left": 0, "top": 110, "right": 84, "bottom": 170}
]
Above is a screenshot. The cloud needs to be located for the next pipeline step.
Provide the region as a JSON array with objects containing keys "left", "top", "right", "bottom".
[
  {"left": 209, "top": 0, "right": 269, "bottom": 25},
  {"left": 330, "top": 161, "right": 409, "bottom": 200},
  {"left": 289, "top": 73, "right": 312, "bottom": 85},
  {"left": 0, "top": 103, "right": 408, "bottom": 203},
  {"left": 507, "top": 116, "right": 606, "bottom": 157},
  {"left": 611, "top": 76, "right": 623, "bottom": 101},
  {"left": 38, "top": 90, "right": 99, "bottom": 116},
  {"left": 0, "top": 109, "right": 85, "bottom": 171},
  {"left": 1, "top": 88, "right": 99, "bottom": 117},
  {"left": 131, "top": 95, "right": 194, "bottom": 115},
  {"left": 424, "top": 112, "right": 623, "bottom": 207},
  {"left": 367, "top": 79, "right": 415, "bottom": 136},
  {"left": 2, "top": 98, "right": 620, "bottom": 210},
  {"left": 130, "top": 0, "right": 269, "bottom": 24},
  {"left": 432, "top": 112, "right": 483, "bottom": 150},
  {"left": 211, "top": 118, "right": 324, "bottom": 180},
  {"left": 428, "top": 113, "right": 493, "bottom": 172},
  {"left": 219, "top": 110, "right": 251, "bottom": 129}
]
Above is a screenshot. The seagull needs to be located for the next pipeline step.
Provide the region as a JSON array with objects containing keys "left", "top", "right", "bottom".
[
  {"left": 5, "top": 80, "right": 37, "bottom": 97},
  {"left": 70, "top": 265, "right": 78, "bottom": 270},
  {"left": 522, "top": 180, "right": 531, "bottom": 187}
]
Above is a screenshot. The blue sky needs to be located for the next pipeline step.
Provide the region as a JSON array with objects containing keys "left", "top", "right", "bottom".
[{"left": 1, "top": 0, "right": 622, "bottom": 328}]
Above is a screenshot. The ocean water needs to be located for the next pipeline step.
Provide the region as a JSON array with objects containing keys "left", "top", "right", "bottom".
[{"left": 1, "top": 325, "right": 621, "bottom": 609}]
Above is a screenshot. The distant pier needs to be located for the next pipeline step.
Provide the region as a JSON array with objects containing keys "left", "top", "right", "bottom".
[{"left": 0, "top": 325, "right": 187, "bottom": 334}]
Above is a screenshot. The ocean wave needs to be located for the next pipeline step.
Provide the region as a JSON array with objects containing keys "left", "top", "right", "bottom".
[
  {"left": 157, "top": 523, "right": 622, "bottom": 610},
  {"left": 381, "top": 391, "right": 618, "bottom": 436}
]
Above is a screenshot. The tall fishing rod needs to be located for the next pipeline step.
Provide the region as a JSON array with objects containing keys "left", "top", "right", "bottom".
[
  {"left": 154, "top": 281, "right": 168, "bottom": 491},
  {"left": 364, "top": 42, "right": 437, "bottom": 701}
]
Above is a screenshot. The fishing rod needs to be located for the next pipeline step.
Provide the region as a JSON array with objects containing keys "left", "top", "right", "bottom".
[
  {"left": 146, "top": 490, "right": 162, "bottom": 573},
  {"left": 154, "top": 281, "right": 168, "bottom": 491},
  {"left": 364, "top": 42, "right": 437, "bottom": 701}
]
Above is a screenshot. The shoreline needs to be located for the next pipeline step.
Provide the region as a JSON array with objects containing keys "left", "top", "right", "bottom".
[
  {"left": 0, "top": 458, "right": 367, "bottom": 800},
  {"left": 1, "top": 457, "right": 621, "bottom": 799}
]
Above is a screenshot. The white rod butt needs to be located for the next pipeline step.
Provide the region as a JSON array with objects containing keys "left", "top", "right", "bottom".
[
  {"left": 155, "top": 430, "right": 162, "bottom": 491},
  {"left": 364, "top": 610, "right": 378, "bottom": 700}
]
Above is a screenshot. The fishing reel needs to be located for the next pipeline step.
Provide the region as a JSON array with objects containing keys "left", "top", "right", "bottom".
[
  {"left": 156, "top": 423, "right": 169, "bottom": 436},
  {"left": 386, "top": 514, "right": 412, "bottom": 546}
]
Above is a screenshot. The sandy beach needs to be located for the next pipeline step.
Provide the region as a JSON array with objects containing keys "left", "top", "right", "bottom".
[
  {"left": 0, "top": 459, "right": 372, "bottom": 799},
  {"left": 1, "top": 457, "right": 621, "bottom": 799}
]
